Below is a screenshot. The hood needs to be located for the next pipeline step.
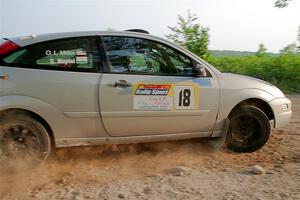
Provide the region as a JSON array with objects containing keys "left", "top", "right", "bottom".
[{"left": 218, "top": 73, "right": 285, "bottom": 98}]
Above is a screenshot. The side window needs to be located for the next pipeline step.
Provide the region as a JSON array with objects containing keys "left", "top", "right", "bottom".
[
  {"left": 103, "top": 36, "right": 194, "bottom": 75},
  {"left": 3, "top": 37, "right": 101, "bottom": 72}
]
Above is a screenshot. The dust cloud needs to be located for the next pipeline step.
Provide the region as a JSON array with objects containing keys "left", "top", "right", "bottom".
[{"left": 0, "top": 95, "right": 299, "bottom": 199}]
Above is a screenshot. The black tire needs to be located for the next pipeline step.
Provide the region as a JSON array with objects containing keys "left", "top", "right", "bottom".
[
  {"left": 0, "top": 113, "right": 51, "bottom": 167},
  {"left": 227, "top": 105, "right": 270, "bottom": 153}
]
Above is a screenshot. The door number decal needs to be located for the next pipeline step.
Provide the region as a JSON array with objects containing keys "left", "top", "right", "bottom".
[{"left": 173, "top": 86, "right": 196, "bottom": 110}]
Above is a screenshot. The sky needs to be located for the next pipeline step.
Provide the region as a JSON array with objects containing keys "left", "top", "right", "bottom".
[{"left": 0, "top": 0, "right": 299, "bottom": 53}]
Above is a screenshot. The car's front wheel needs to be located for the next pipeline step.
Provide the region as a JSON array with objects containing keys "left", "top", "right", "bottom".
[
  {"left": 0, "top": 113, "right": 51, "bottom": 169},
  {"left": 227, "top": 105, "right": 271, "bottom": 152}
]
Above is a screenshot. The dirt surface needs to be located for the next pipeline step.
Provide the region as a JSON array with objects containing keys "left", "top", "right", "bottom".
[{"left": 0, "top": 95, "right": 299, "bottom": 200}]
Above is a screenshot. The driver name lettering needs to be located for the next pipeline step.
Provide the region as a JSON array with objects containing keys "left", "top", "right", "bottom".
[{"left": 45, "top": 50, "right": 76, "bottom": 56}]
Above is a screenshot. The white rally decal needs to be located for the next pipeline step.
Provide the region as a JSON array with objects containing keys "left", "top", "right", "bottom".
[{"left": 133, "top": 84, "right": 173, "bottom": 111}]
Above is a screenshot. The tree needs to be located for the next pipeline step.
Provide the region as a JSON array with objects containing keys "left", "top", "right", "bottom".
[
  {"left": 275, "top": 1, "right": 299, "bottom": 53},
  {"left": 280, "top": 43, "right": 299, "bottom": 55},
  {"left": 198, "top": 27, "right": 210, "bottom": 59},
  {"left": 166, "top": 10, "right": 210, "bottom": 59},
  {"left": 256, "top": 44, "right": 268, "bottom": 57},
  {"left": 298, "top": 26, "right": 300, "bottom": 53},
  {"left": 275, "top": 0, "right": 292, "bottom": 8}
]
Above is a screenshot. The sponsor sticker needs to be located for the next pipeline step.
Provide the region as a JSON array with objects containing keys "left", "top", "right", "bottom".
[
  {"left": 133, "top": 83, "right": 199, "bottom": 111},
  {"left": 135, "top": 84, "right": 171, "bottom": 95},
  {"left": 133, "top": 84, "right": 173, "bottom": 111}
]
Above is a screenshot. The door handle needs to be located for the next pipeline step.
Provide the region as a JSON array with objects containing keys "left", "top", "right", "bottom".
[
  {"left": 0, "top": 74, "right": 9, "bottom": 80},
  {"left": 113, "top": 80, "right": 132, "bottom": 87}
]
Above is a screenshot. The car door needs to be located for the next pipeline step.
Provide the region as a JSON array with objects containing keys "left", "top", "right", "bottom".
[
  {"left": 0, "top": 36, "right": 107, "bottom": 138},
  {"left": 99, "top": 36, "right": 219, "bottom": 136}
]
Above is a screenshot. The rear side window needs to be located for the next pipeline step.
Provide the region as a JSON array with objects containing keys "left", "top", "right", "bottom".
[{"left": 2, "top": 37, "right": 102, "bottom": 72}]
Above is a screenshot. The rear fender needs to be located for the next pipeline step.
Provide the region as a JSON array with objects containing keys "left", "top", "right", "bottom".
[{"left": 0, "top": 95, "right": 72, "bottom": 139}]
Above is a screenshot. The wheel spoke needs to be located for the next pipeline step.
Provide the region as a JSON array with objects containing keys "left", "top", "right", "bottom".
[
  {"left": 230, "top": 114, "right": 262, "bottom": 146},
  {"left": 0, "top": 123, "right": 43, "bottom": 162}
]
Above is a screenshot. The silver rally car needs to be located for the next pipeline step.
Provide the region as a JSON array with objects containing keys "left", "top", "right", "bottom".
[{"left": 0, "top": 30, "right": 292, "bottom": 162}]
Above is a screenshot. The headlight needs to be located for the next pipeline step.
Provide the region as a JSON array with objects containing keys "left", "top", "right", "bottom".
[{"left": 281, "top": 104, "right": 289, "bottom": 110}]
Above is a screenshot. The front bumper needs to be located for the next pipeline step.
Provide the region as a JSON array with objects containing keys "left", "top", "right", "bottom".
[{"left": 269, "top": 97, "right": 292, "bottom": 128}]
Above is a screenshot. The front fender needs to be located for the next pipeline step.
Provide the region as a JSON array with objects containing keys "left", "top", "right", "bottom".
[{"left": 212, "top": 88, "right": 275, "bottom": 136}]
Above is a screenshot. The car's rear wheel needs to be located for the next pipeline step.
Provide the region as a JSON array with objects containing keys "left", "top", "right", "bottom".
[
  {"left": 227, "top": 105, "right": 270, "bottom": 152},
  {"left": 0, "top": 113, "right": 51, "bottom": 169}
]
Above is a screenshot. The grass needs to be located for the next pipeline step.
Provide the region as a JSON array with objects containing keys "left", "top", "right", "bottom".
[{"left": 207, "top": 55, "right": 300, "bottom": 93}]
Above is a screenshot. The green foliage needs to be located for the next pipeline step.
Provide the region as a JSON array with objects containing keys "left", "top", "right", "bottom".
[
  {"left": 256, "top": 44, "right": 268, "bottom": 57},
  {"left": 280, "top": 43, "right": 299, "bottom": 55},
  {"left": 198, "top": 27, "right": 210, "bottom": 59},
  {"left": 297, "top": 26, "right": 300, "bottom": 52},
  {"left": 208, "top": 55, "right": 300, "bottom": 93},
  {"left": 166, "top": 10, "right": 210, "bottom": 59}
]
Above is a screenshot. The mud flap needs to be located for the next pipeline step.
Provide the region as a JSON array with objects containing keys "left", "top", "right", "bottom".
[{"left": 208, "top": 118, "right": 230, "bottom": 150}]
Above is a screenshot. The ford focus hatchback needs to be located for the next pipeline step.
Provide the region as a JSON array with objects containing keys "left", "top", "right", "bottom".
[{"left": 0, "top": 30, "right": 292, "bottom": 163}]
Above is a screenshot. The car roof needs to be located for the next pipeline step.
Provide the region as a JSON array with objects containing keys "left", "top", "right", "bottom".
[{"left": 10, "top": 31, "right": 163, "bottom": 47}]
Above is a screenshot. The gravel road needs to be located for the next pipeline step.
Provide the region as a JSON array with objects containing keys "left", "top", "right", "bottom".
[{"left": 1, "top": 95, "right": 299, "bottom": 200}]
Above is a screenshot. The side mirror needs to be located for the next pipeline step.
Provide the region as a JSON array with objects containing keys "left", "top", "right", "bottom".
[{"left": 195, "top": 64, "right": 207, "bottom": 77}]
